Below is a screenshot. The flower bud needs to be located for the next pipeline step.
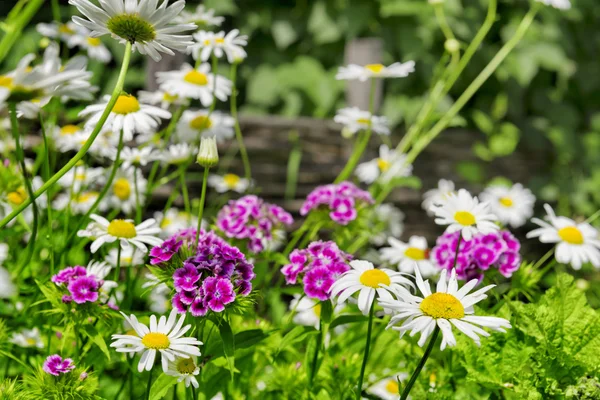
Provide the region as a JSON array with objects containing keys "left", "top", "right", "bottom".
[
  {"left": 445, "top": 39, "right": 460, "bottom": 53},
  {"left": 196, "top": 136, "right": 219, "bottom": 168}
]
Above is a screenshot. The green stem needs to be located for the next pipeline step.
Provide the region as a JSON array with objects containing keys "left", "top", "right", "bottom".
[
  {"left": 356, "top": 301, "right": 375, "bottom": 399},
  {"left": 400, "top": 327, "right": 440, "bottom": 400},
  {"left": 180, "top": 170, "right": 191, "bottom": 215},
  {"left": 113, "top": 246, "right": 122, "bottom": 285},
  {"left": 39, "top": 112, "right": 55, "bottom": 274},
  {"left": 134, "top": 166, "right": 142, "bottom": 224},
  {"left": 0, "top": 0, "right": 44, "bottom": 63},
  {"left": 532, "top": 248, "right": 554, "bottom": 270},
  {"left": 309, "top": 317, "right": 323, "bottom": 388},
  {"left": 51, "top": 0, "right": 61, "bottom": 22},
  {"left": 194, "top": 167, "right": 210, "bottom": 247},
  {"left": 451, "top": 234, "right": 463, "bottom": 270},
  {"left": 145, "top": 368, "right": 153, "bottom": 400},
  {"left": 230, "top": 63, "right": 252, "bottom": 181},
  {"left": 585, "top": 209, "right": 600, "bottom": 224},
  {"left": 0, "top": 41, "right": 133, "bottom": 229}
]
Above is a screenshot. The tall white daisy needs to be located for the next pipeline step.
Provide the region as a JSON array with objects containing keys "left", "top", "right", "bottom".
[
  {"left": 189, "top": 29, "right": 248, "bottom": 63},
  {"left": 207, "top": 173, "right": 250, "bottom": 193},
  {"left": 114, "top": 146, "right": 160, "bottom": 169},
  {"left": 526, "top": 204, "right": 600, "bottom": 269},
  {"left": 58, "top": 165, "right": 105, "bottom": 192},
  {"left": 165, "top": 357, "right": 200, "bottom": 388},
  {"left": 380, "top": 236, "right": 438, "bottom": 277},
  {"left": 160, "top": 143, "right": 194, "bottom": 165},
  {"left": 0, "top": 266, "right": 16, "bottom": 298},
  {"left": 336, "top": 61, "right": 415, "bottom": 81},
  {"left": 355, "top": 145, "right": 412, "bottom": 184},
  {"left": 69, "top": 0, "right": 197, "bottom": 61},
  {"left": 138, "top": 89, "right": 184, "bottom": 110},
  {"left": 52, "top": 191, "right": 100, "bottom": 215},
  {"left": 174, "top": 5, "right": 224, "bottom": 27},
  {"left": 157, "top": 63, "right": 232, "bottom": 106},
  {"left": 381, "top": 268, "right": 511, "bottom": 350},
  {"left": 479, "top": 183, "right": 535, "bottom": 228},
  {"left": 106, "top": 247, "right": 145, "bottom": 268},
  {"left": 101, "top": 167, "right": 147, "bottom": 214},
  {"left": 330, "top": 260, "right": 413, "bottom": 315},
  {"left": 153, "top": 208, "right": 198, "bottom": 238},
  {"left": 334, "top": 107, "right": 390, "bottom": 137},
  {"left": 422, "top": 179, "right": 456, "bottom": 216},
  {"left": 74, "top": 35, "right": 113, "bottom": 62},
  {"left": 430, "top": 189, "right": 499, "bottom": 240},
  {"left": 368, "top": 373, "right": 408, "bottom": 400},
  {"left": 37, "top": 21, "right": 81, "bottom": 47},
  {"left": 78, "top": 214, "right": 162, "bottom": 253},
  {"left": 110, "top": 309, "right": 203, "bottom": 372},
  {"left": 11, "top": 328, "right": 44, "bottom": 349},
  {"left": 176, "top": 109, "right": 234, "bottom": 143}
]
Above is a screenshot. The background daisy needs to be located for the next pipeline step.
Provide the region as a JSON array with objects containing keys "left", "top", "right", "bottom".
[
  {"left": 480, "top": 183, "right": 535, "bottom": 228},
  {"left": 380, "top": 236, "right": 438, "bottom": 277}
]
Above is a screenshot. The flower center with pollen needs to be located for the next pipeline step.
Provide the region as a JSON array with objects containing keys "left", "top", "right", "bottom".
[
  {"left": 420, "top": 293, "right": 465, "bottom": 319},
  {"left": 0, "top": 75, "right": 13, "bottom": 88},
  {"left": 385, "top": 380, "right": 399, "bottom": 394},
  {"left": 405, "top": 247, "right": 426, "bottom": 260},
  {"left": 176, "top": 357, "right": 197, "bottom": 374},
  {"left": 60, "top": 125, "right": 80, "bottom": 136},
  {"left": 184, "top": 70, "right": 209, "bottom": 86},
  {"left": 558, "top": 226, "right": 584, "bottom": 245},
  {"left": 377, "top": 158, "right": 390, "bottom": 172},
  {"left": 107, "top": 220, "right": 137, "bottom": 238},
  {"left": 365, "top": 64, "right": 385, "bottom": 74},
  {"left": 223, "top": 173, "right": 240, "bottom": 188},
  {"left": 356, "top": 117, "right": 371, "bottom": 126},
  {"left": 163, "top": 92, "right": 178, "bottom": 102},
  {"left": 87, "top": 37, "right": 102, "bottom": 47},
  {"left": 7, "top": 188, "right": 27, "bottom": 205},
  {"left": 454, "top": 211, "right": 476, "bottom": 226},
  {"left": 141, "top": 332, "right": 170, "bottom": 350},
  {"left": 59, "top": 24, "right": 75, "bottom": 35},
  {"left": 112, "top": 95, "right": 140, "bottom": 115},
  {"left": 359, "top": 269, "right": 391, "bottom": 289},
  {"left": 107, "top": 14, "right": 156, "bottom": 43},
  {"left": 190, "top": 115, "right": 212, "bottom": 130},
  {"left": 499, "top": 197, "right": 513, "bottom": 207},
  {"left": 113, "top": 178, "right": 132, "bottom": 200}
]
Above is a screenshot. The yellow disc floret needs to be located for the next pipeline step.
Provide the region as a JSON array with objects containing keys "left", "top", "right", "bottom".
[
  {"left": 107, "top": 220, "right": 137, "bottom": 239},
  {"left": 7, "top": 188, "right": 27, "bottom": 205},
  {"left": 184, "top": 70, "right": 209, "bottom": 86},
  {"left": 87, "top": 37, "right": 102, "bottom": 47},
  {"left": 223, "top": 174, "right": 241, "bottom": 188},
  {"left": 454, "top": 211, "right": 476, "bottom": 226},
  {"left": 112, "top": 94, "right": 140, "bottom": 115},
  {"left": 113, "top": 178, "right": 132, "bottom": 200},
  {"left": 499, "top": 197, "right": 513, "bottom": 207},
  {"left": 558, "top": 226, "right": 584, "bottom": 245},
  {"left": 365, "top": 64, "right": 385, "bottom": 74},
  {"left": 405, "top": 247, "right": 426, "bottom": 260},
  {"left": 141, "top": 332, "right": 170, "bottom": 350},
  {"left": 190, "top": 115, "right": 212, "bottom": 130},
  {"left": 176, "top": 357, "right": 197, "bottom": 374},
  {"left": 420, "top": 293, "right": 465, "bottom": 319},
  {"left": 385, "top": 380, "right": 399, "bottom": 394},
  {"left": 377, "top": 158, "right": 390, "bottom": 172},
  {"left": 359, "top": 269, "right": 391, "bottom": 289}
]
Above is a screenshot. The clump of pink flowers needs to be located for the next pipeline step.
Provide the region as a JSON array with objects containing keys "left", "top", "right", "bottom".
[
  {"left": 431, "top": 230, "right": 521, "bottom": 281},
  {"left": 300, "top": 181, "right": 374, "bottom": 225},
  {"left": 216, "top": 195, "right": 294, "bottom": 253},
  {"left": 52, "top": 266, "right": 105, "bottom": 304},
  {"left": 43, "top": 354, "right": 75, "bottom": 376},
  {"left": 150, "top": 228, "right": 255, "bottom": 316},
  {"left": 281, "top": 241, "right": 352, "bottom": 300}
]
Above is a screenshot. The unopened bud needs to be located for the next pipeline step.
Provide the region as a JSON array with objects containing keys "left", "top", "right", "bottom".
[
  {"left": 445, "top": 39, "right": 460, "bottom": 53},
  {"left": 196, "top": 136, "right": 219, "bottom": 168}
]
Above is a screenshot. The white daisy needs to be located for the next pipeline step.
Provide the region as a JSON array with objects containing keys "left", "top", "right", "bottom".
[
  {"left": 422, "top": 179, "right": 456, "bottom": 216},
  {"left": 78, "top": 214, "right": 163, "bottom": 253},
  {"left": 0, "top": 243, "right": 8, "bottom": 263},
  {"left": 330, "top": 260, "right": 413, "bottom": 316},
  {"left": 526, "top": 204, "right": 600, "bottom": 269},
  {"left": 69, "top": 0, "right": 197, "bottom": 61},
  {"left": 106, "top": 247, "right": 146, "bottom": 268},
  {"left": 480, "top": 183, "right": 535, "bottom": 228},
  {"left": 381, "top": 268, "right": 511, "bottom": 350},
  {"left": 380, "top": 236, "right": 438, "bottom": 278},
  {"left": 138, "top": 89, "right": 185, "bottom": 110},
  {"left": 143, "top": 273, "right": 171, "bottom": 313},
  {"left": 0, "top": 267, "right": 16, "bottom": 298},
  {"left": 156, "top": 63, "right": 232, "bottom": 106},
  {"left": 153, "top": 208, "right": 197, "bottom": 238},
  {"left": 355, "top": 145, "right": 412, "bottom": 184},
  {"left": 165, "top": 357, "right": 200, "bottom": 388},
  {"left": 74, "top": 35, "right": 113, "bottom": 62},
  {"left": 110, "top": 309, "right": 203, "bottom": 372},
  {"left": 536, "top": 0, "right": 571, "bottom": 9},
  {"left": 189, "top": 29, "right": 248, "bottom": 63},
  {"left": 10, "top": 328, "right": 44, "bottom": 349},
  {"left": 53, "top": 124, "right": 88, "bottom": 152},
  {"left": 114, "top": 146, "right": 161, "bottom": 169},
  {"left": 368, "top": 373, "right": 408, "bottom": 400},
  {"left": 430, "top": 189, "right": 499, "bottom": 240},
  {"left": 37, "top": 22, "right": 81, "bottom": 47},
  {"left": 177, "top": 109, "right": 234, "bottom": 143},
  {"left": 58, "top": 165, "right": 105, "bottom": 192},
  {"left": 370, "top": 204, "right": 405, "bottom": 246},
  {"left": 160, "top": 143, "right": 194, "bottom": 165},
  {"left": 208, "top": 173, "right": 250, "bottom": 193},
  {"left": 336, "top": 61, "right": 415, "bottom": 82},
  {"left": 101, "top": 167, "right": 147, "bottom": 214},
  {"left": 174, "top": 5, "right": 224, "bottom": 27},
  {"left": 79, "top": 94, "right": 171, "bottom": 140},
  {"left": 334, "top": 107, "right": 390, "bottom": 137},
  {"left": 52, "top": 191, "right": 100, "bottom": 214}
]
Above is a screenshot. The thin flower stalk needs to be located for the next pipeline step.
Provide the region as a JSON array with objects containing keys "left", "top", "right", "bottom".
[{"left": 356, "top": 300, "right": 376, "bottom": 399}]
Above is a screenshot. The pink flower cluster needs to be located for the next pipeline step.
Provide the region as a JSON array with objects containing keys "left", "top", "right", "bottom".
[
  {"left": 281, "top": 241, "right": 352, "bottom": 301},
  {"left": 43, "top": 354, "right": 75, "bottom": 376},
  {"left": 300, "top": 181, "right": 374, "bottom": 225},
  {"left": 52, "top": 266, "right": 101, "bottom": 304},
  {"left": 216, "top": 195, "right": 294, "bottom": 253},
  {"left": 432, "top": 230, "right": 521, "bottom": 281}
]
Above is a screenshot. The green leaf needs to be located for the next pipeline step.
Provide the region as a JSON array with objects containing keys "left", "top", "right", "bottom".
[
  {"left": 82, "top": 325, "right": 111, "bottom": 361},
  {"left": 272, "top": 20, "right": 298, "bottom": 50},
  {"left": 330, "top": 314, "right": 369, "bottom": 330},
  {"left": 489, "top": 122, "right": 520, "bottom": 157},
  {"left": 320, "top": 300, "right": 333, "bottom": 324},
  {"left": 277, "top": 326, "right": 317, "bottom": 354},
  {"left": 148, "top": 373, "right": 178, "bottom": 400},
  {"left": 472, "top": 110, "right": 495, "bottom": 135},
  {"left": 307, "top": 2, "right": 341, "bottom": 44},
  {"left": 216, "top": 319, "right": 235, "bottom": 380}
]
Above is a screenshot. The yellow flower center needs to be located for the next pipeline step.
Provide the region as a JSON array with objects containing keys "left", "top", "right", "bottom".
[
  {"left": 454, "top": 211, "right": 476, "bottom": 226},
  {"left": 163, "top": 92, "right": 178, "bottom": 102},
  {"left": 59, "top": 24, "right": 75, "bottom": 35},
  {"left": 359, "top": 269, "right": 391, "bottom": 289},
  {"left": 405, "top": 247, "right": 426, "bottom": 260},
  {"left": 26, "top": 338, "right": 37, "bottom": 346},
  {"left": 59, "top": 125, "right": 79, "bottom": 136},
  {"left": 203, "top": 39, "right": 212, "bottom": 46},
  {"left": 558, "top": 226, "right": 584, "bottom": 245},
  {"left": 190, "top": 115, "right": 212, "bottom": 130},
  {"left": 377, "top": 158, "right": 390, "bottom": 172},
  {"left": 365, "top": 64, "right": 385, "bottom": 74},
  {"left": 176, "top": 357, "right": 197, "bottom": 375},
  {"left": 76, "top": 192, "right": 98, "bottom": 203},
  {"left": 385, "top": 379, "right": 399, "bottom": 394},
  {"left": 113, "top": 178, "right": 131, "bottom": 200},
  {"left": 112, "top": 94, "right": 140, "bottom": 115},
  {"left": 356, "top": 117, "right": 371, "bottom": 125},
  {"left": 107, "top": 220, "right": 137, "bottom": 239},
  {"left": 313, "top": 303, "right": 322, "bottom": 318},
  {"left": 122, "top": 257, "right": 133, "bottom": 264},
  {"left": 223, "top": 173, "right": 241, "bottom": 188},
  {"left": 141, "top": 332, "right": 170, "bottom": 350},
  {"left": 0, "top": 75, "right": 13, "bottom": 88},
  {"left": 184, "top": 70, "right": 208, "bottom": 86},
  {"left": 499, "top": 197, "right": 513, "bottom": 207},
  {"left": 160, "top": 218, "right": 172, "bottom": 228},
  {"left": 87, "top": 37, "right": 102, "bottom": 47},
  {"left": 126, "top": 329, "right": 137, "bottom": 336},
  {"left": 7, "top": 188, "right": 27, "bottom": 205},
  {"left": 420, "top": 293, "right": 465, "bottom": 319},
  {"left": 106, "top": 14, "right": 156, "bottom": 43},
  {"left": 215, "top": 38, "right": 225, "bottom": 44}
]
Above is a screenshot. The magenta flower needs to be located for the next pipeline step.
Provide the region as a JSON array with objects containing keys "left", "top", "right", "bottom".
[
  {"left": 149, "top": 237, "right": 183, "bottom": 265},
  {"left": 300, "top": 181, "right": 374, "bottom": 225},
  {"left": 203, "top": 277, "right": 235, "bottom": 312},
  {"left": 43, "top": 355, "right": 75, "bottom": 376},
  {"left": 173, "top": 264, "right": 201, "bottom": 292},
  {"left": 51, "top": 266, "right": 87, "bottom": 285},
  {"left": 67, "top": 276, "right": 100, "bottom": 304}
]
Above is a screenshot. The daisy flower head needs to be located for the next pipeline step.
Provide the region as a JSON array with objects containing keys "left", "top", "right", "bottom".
[
  {"left": 138, "top": 89, "right": 184, "bottom": 110},
  {"left": 336, "top": 61, "right": 415, "bottom": 82},
  {"left": 114, "top": 146, "right": 160, "bottom": 169},
  {"left": 381, "top": 268, "right": 511, "bottom": 350},
  {"left": 73, "top": 34, "right": 113, "bottom": 62},
  {"left": 78, "top": 214, "right": 162, "bottom": 253},
  {"left": 526, "top": 204, "right": 600, "bottom": 269},
  {"left": 356, "top": 145, "right": 412, "bottom": 184},
  {"left": 166, "top": 357, "right": 200, "bottom": 388},
  {"left": 110, "top": 309, "right": 203, "bottom": 372},
  {"left": 11, "top": 328, "right": 44, "bottom": 349},
  {"left": 53, "top": 124, "right": 87, "bottom": 152},
  {"left": 190, "top": 29, "right": 248, "bottom": 63},
  {"left": 0, "top": 243, "right": 8, "bottom": 263},
  {"left": 79, "top": 94, "right": 171, "bottom": 140},
  {"left": 330, "top": 260, "right": 413, "bottom": 315},
  {"left": 0, "top": 267, "right": 16, "bottom": 298},
  {"left": 156, "top": 63, "right": 232, "bottom": 106},
  {"left": 536, "top": 0, "right": 571, "bottom": 9},
  {"left": 69, "top": 0, "right": 197, "bottom": 61},
  {"left": 430, "top": 189, "right": 499, "bottom": 241},
  {"left": 58, "top": 165, "right": 105, "bottom": 192},
  {"left": 161, "top": 143, "right": 194, "bottom": 165},
  {"left": 154, "top": 208, "right": 198, "bottom": 238},
  {"left": 102, "top": 167, "right": 147, "bottom": 214},
  {"left": 43, "top": 355, "right": 75, "bottom": 376},
  {"left": 177, "top": 109, "right": 234, "bottom": 143},
  {"left": 175, "top": 5, "right": 224, "bottom": 27},
  {"left": 380, "top": 236, "right": 438, "bottom": 277},
  {"left": 368, "top": 373, "right": 408, "bottom": 400},
  {"left": 422, "top": 179, "right": 456, "bottom": 216},
  {"left": 52, "top": 191, "right": 100, "bottom": 215},
  {"left": 208, "top": 173, "right": 250, "bottom": 193},
  {"left": 106, "top": 247, "right": 146, "bottom": 268},
  {"left": 334, "top": 107, "right": 390, "bottom": 137},
  {"left": 37, "top": 21, "right": 81, "bottom": 47},
  {"left": 480, "top": 183, "right": 535, "bottom": 228}
]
